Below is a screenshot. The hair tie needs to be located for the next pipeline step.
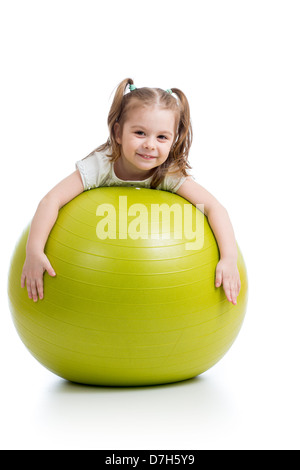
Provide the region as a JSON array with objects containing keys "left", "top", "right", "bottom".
[
  {"left": 166, "top": 89, "right": 173, "bottom": 94},
  {"left": 129, "top": 84, "right": 137, "bottom": 91}
]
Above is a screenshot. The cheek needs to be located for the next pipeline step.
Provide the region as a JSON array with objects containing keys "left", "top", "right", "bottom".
[
  {"left": 125, "top": 135, "right": 139, "bottom": 148},
  {"left": 121, "top": 138, "right": 140, "bottom": 157},
  {"left": 163, "top": 142, "right": 173, "bottom": 155}
]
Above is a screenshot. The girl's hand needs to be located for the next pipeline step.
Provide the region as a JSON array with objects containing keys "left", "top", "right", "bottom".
[
  {"left": 21, "top": 252, "right": 56, "bottom": 302},
  {"left": 215, "top": 258, "right": 241, "bottom": 305}
]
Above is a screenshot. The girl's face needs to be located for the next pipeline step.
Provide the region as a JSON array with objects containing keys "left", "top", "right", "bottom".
[{"left": 114, "top": 104, "right": 176, "bottom": 179}]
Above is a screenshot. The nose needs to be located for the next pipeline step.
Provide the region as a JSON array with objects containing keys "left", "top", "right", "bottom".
[{"left": 143, "top": 136, "right": 155, "bottom": 150}]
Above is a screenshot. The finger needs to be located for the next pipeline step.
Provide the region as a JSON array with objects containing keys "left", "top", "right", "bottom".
[
  {"left": 215, "top": 268, "right": 223, "bottom": 288},
  {"left": 223, "top": 278, "right": 232, "bottom": 303},
  {"left": 234, "top": 279, "right": 241, "bottom": 302},
  {"left": 231, "top": 282, "right": 240, "bottom": 305},
  {"left": 36, "top": 279, "right": 44, "bottom": 300},
  {"left": 30, "top": 280, "right": 38, "bottom": 302},
  {"left": 228, "top": 283, "right": 234, "bottom": 304},
  {"left": 21, "top": 272, "right": 26, "bottom": 288},
  {"left": 44, "top": 259, "right": 56, "bottom": 277},
  {"left": 26, "top": 280, "right": 33, "bottom": 299}
]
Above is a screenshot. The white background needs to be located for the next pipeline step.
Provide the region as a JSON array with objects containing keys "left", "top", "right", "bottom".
[{"left": 1, "top": 0, "right": 299, "bottom": 450}]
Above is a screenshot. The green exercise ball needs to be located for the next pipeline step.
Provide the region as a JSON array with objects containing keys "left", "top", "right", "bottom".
[{"left": 8, "top": 187, "right": 248, "bottom": 386}]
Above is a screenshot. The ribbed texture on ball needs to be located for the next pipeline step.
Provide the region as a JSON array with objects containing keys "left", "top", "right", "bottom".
[{"left": 8, "top": 187, "right": 248, "bottom": 386}]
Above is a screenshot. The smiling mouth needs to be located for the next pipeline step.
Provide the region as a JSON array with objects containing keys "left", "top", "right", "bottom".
[{"left": 137, "top": 153, "right": 157, "bottom": 159}]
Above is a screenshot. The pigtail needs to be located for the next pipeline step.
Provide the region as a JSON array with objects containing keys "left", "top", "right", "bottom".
[
  {"left": 107, "top": 78, "right": 134, "bottom": 132},
  {"left": 89, "top": 78, "right": 135, "bottom": 158},
  {"left": 170, "top": 88, "right": 193, "bottom": 168}
]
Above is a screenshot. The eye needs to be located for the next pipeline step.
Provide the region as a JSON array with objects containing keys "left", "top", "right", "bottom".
[
  {"left": 135, "top": 131, "right": 145, "bottom": 136},
  {"left": 158, "top": 135, "right": 168, "bottom": 140}
]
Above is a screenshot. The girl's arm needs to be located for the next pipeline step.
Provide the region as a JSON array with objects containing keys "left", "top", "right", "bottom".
[
  {"left": 21, "top": 170, "right": 84, "bottom": 302},
  {"left": 176, "top": 177, "right": 241, "bottom": 305}
]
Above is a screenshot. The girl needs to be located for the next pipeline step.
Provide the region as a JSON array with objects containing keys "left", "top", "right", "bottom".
[{"left": 21, "top": 78, "right": 241, "bottom": 304}]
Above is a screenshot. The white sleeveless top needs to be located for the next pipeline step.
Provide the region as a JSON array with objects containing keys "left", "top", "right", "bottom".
[{"left": 76, "top": 150, "right": 188, "bottom": 193}]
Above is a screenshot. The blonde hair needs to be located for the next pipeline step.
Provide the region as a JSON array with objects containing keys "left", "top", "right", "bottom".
[{"left": 91, "top": 78, "right": 193, "bottom": 189}]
